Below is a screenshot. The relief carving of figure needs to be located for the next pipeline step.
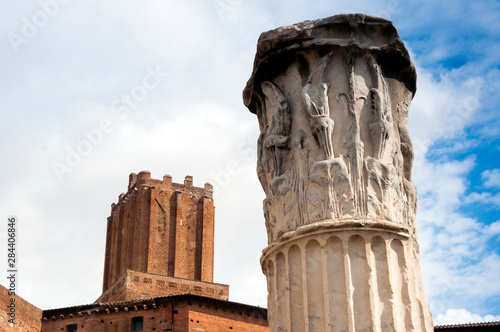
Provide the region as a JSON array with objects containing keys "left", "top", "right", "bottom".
[
  {"left": 261, "top": 81, "right": 292, "bottom": 178},
  {"left": 367, "top": 55, "right": 393, "bottom": 160},
  {"left": 302, "top": 81, "right": 335, "bottom": 160},
  {"left": 259, "top": 81, "right": 294, "bottom": 241},
  {"left": 364, "top": 157, "right": 400, "bottom": 220},
  {"left": 291, "top": 130, "right": 311, "bottom": 227},
  {"left": 308, "top": 156, "right": 354, "bottom": 220},
  {"left": 336, "top": 49, "right": 368, "bottom": 217}
]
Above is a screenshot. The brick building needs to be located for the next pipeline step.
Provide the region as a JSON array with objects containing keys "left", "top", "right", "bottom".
[
  {"left": 41, "top": 294, "right": 268, "bottom": 332},
  {"left": 0, "top": 171, "right": 268, "bottom": 332},
  {"left": 38, "top": 171, "right": 269, "bottom": 332}
]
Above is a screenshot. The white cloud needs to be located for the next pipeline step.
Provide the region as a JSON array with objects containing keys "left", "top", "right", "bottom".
[
  {"left": 489, "top": 221, "right": 500, "bottom": 235},
  {"left": 462, "top": 169, "right": 500, "bottom": 209},
  {"left": 414, "top": 155, "right": 500, "bottom": 314},
  {"left": 435, "top": 308, "right": 500, "bottom": 326},
  {"left": 408, "top": 56, "right": 500, "bottom": 317},
  {"left": 409, "top": 66, "right": 483, "bottom": 164},
  {"left": 465, "top": 192, "right": 500, "bottom": 207},
  {"left": 482, "top": 169, "right": 500, "bottom": 188}
]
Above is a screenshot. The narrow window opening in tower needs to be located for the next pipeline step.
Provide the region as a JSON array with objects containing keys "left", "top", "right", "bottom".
[{"left": 132, "top": 316, "right": 143, "bottom": 331}]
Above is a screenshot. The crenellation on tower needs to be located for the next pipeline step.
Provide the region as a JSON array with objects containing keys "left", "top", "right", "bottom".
[
  {"left": 136, "top": 170, "right": 151, "bottom": 184},
  {"left": 100, "top": 171, "right": 219, "bottom": 303},
  {"left": 163, "top": 173, "right": 173, "bottom": 185},
  {"left": 204, "top": 182, "right": 214, "bottom": 194},
  {"left": 128, "top": 172, "right": 137, "bottom": 189},
  {"left": 184, "top": 175, "right": 193, "bottom": 187},
  {"left": 120, "top": 171, "right": 213, "bottom": 201}
]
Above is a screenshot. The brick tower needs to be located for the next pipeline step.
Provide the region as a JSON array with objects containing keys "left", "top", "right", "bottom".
[{"left": 97, "top": 171, "right": 229, "bottom": 303}]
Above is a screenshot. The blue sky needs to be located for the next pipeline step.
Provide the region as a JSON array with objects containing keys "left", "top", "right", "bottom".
[{"left": 0, "top": 0, "right": 499, "bottom": 326}]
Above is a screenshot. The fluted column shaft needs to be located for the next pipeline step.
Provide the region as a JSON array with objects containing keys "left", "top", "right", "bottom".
[{"left": 261, "top": 225, "right": 432, "bottom": 331}]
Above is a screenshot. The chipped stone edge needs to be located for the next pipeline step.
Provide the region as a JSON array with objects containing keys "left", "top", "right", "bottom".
[{"left": 243, "top": 13, "right": 416, "bottom": 112}]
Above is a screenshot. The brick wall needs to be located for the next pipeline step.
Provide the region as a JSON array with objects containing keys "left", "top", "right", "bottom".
[
  {"left": 187, "top": 300, "right": 269, "bottom": 332},
  {"left": 0, "top": 284, "right": 42, "bottom": 331},
  {"left": 42, "top": 294, "right": 268, "bottom": 332},
  {"left": 97, "top": 270, "right": 228, "bottom": 303}
]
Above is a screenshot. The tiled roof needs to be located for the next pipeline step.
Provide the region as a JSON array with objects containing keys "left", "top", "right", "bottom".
[{"left": 43, "top": 293, "right": 267, "bottom": 317}]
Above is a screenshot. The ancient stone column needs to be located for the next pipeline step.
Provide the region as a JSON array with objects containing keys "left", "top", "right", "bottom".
[{"left": 243, "top": 14, "right": 433, "bottom": 331}]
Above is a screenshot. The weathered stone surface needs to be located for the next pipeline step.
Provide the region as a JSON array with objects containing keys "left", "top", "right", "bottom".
[
  {"left": 244, "top": 14, "right": 418, "bottom": 243},
  {"left": 261, "top": 228, "right": 431, "bottom": 331},
  {"left": 244, "top": 13, "right": 433, "bottom": 331}
]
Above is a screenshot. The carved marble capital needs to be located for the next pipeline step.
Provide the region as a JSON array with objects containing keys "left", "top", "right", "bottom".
[{"left": 244, "top": 14, "right": 418, "bottom": 244}]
